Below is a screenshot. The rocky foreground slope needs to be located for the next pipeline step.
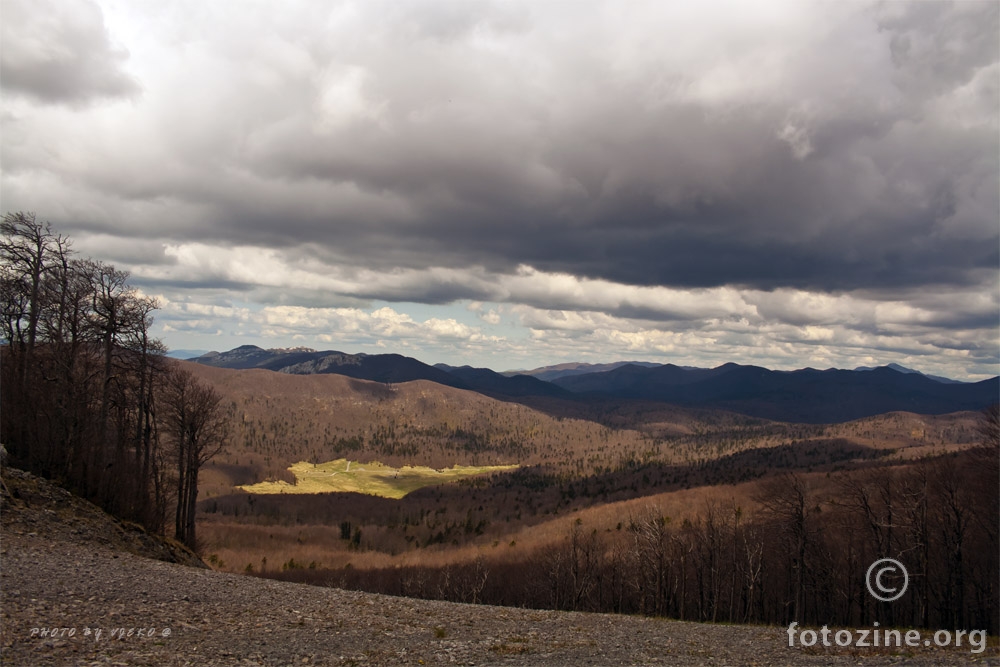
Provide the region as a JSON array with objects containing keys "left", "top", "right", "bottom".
[{"left": 1, "top": 468, "right": 996, "bottom": 666}]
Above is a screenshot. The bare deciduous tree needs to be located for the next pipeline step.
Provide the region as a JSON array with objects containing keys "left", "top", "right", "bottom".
[
  {"left": 161, "top": 367, "right": 230, "bottom": 549},
  {"left": 1, "top": 211, "right": 176, "bottom": 533}
]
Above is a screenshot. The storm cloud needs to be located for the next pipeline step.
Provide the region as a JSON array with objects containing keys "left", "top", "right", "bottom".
[{"left": 1, "top": 0, "right": 997, "bottom": 377}]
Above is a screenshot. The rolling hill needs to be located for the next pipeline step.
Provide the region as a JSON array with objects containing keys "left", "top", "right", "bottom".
[{"left": 178, "top": 357, "right": 995, "bottom": 637}]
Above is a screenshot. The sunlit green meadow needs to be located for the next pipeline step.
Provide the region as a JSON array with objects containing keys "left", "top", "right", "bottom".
[{"left": 237, "top": 459, "right": 519, "bottom": 499}]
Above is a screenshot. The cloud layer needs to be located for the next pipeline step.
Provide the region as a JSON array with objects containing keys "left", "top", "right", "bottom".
[{"left": 2, "top": 0, "right": 997, "bottom": 378}]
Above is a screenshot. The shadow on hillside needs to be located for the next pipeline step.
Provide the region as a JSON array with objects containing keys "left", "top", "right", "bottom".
[{"left": 199, "top": 438, "right": 888, "bottom": 530}]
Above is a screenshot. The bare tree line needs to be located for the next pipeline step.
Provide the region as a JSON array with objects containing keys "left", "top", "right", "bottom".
[{"left": 1, "top": 211, "right": 228, "bottom": 549}]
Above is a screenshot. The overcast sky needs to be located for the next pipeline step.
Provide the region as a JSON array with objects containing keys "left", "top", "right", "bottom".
[{"left": 2, "top": 0, "right": 998, "bottom": 378}]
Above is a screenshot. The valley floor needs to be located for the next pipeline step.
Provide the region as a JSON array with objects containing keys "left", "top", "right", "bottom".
[{"left": 1, "top": 470, "right": 996, "bottom": 666}]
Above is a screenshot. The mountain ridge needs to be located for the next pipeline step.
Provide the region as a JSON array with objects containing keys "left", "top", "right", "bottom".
[
  {"left": 550, "top": 362, "right": 997, "bottom": 423},
  {"left": 188, "top": 346, "right": 998, "bottom": 423},
  {"left": 505, "top": 360, "right": 664, "bottom": 382}
]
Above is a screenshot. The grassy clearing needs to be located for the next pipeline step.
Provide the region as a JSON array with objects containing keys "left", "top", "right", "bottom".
[{"left": 237, "top": 459, "right": 518, "bottom": 499}]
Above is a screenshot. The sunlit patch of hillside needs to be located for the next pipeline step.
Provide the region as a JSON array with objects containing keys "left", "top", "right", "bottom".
[{"left": 237, "top": 459, "right": 519, "bottom": 499}]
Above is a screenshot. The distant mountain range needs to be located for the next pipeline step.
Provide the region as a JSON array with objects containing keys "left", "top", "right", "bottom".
[
  {"left": 854, "top": 362, "right": 962, "bottom": 385},
  {"left": 165, "top": 349, "right": 212, "bottom": 360},
  {"left": 188, "top": 346, "right": 998, "bottom": 424},
  {"left": 189, "top": 346, "right": 561, "bottom": 398},
  {"left": 547, "top": 362, "right": 996, "bottom": 423},
  {"left": 434, "top": 364, "right": 571, "bottom": 398},
  {"left": 506, "top": 361, "right": 664, "bottom": 382}
]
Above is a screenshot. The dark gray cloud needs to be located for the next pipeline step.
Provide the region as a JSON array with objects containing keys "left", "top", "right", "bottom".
[
  {"left": 1, "top": 0, "right": 139, "bottom": 105},
  {"left": 0, "top": 0, "right": 996, "bottom": 377},
  {"left": 74, "top": 0, "right": 987, "bottom": 295}
]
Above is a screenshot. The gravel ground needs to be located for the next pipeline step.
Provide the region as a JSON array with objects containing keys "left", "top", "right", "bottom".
[{"left": 2, "top": 468, "right": 997, "bottom": 666}]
